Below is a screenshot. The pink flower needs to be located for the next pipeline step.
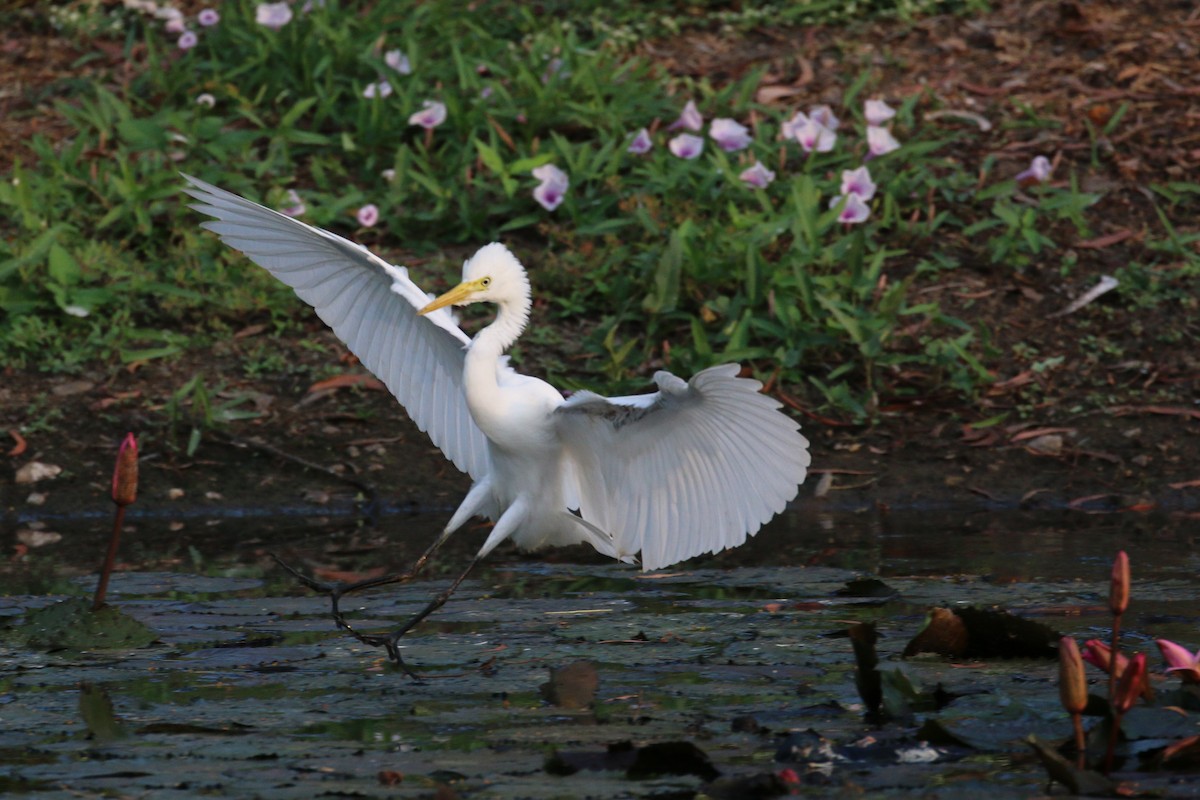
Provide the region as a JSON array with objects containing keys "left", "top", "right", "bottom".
[
  {"left": 198, "top": 8, "right": 220, "bottom": 26},
  {"left": 1015, "top": 155, "right": 1053, "bottom": 186},
  {"left": 738, "top": 161, "right": 775, "bottom": 189},
  {"left": 781, "top": 111, "right": 808, "bottom": 141},
  {"left": 627, "top": 128, "right": 652, "bottom": 154},
  {"left": 1156, "top": 639, "right": 1200, "bottom": 683},
  {"left": 668, "top": 100, "right": 703, "bottom": 132},
  {"left": 864, "top": 99, "right": 896, "bottom": 126},
  {"left": 830, "top": 193, "right": 870, "bottom": 224},
  {"left": 165, "top": 17, "right": 186, "bottom": 33},
  {"left": 840, "top": 165, "right": 876, "bottom": 201},
  {"left": 279, "top": 190, "right": 305, "bottom": 218},
  {"left": 256, "top": 2, "right": 292, "bottom": 29},
  {"left": 668, "top": 133, "right": 704, "bottom": 160},
  {"left": 795, "top": 118, "right": 836, "bottom": 153},
  {"left": 408, "top": 100, "right": 447, "bottom": 129},
  {"left": 867, "top": 125, "right": 901, "bottom": 157},
  {"left": 1115, "top": 653, "right": 1146, "bottom": 714},
  {"left": 177, "top": 30, "right": 198, "bottom": 50},
  {"left": 809, "top": 104, "right": 840, "bottom": 132},
  {"left": 531, "top": 164, "right": 569, "bottom": 211},
  {"left": 1081, "top": 639, "right": 1128, "bottom": 675},
  {"left": 356, "top": 204, "right": 379, "bottom": 227},
  {"left": 385, "top": 49, "right": 412, "bottom": 75},
  {"left": 363, "top": 81, "right": 393, "bottom": 99},
  {"left": 709, "top": 118, "right": 752, "bottom": 152}
]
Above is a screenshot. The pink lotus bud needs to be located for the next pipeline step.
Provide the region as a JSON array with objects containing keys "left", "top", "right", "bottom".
[{"left": 111, "top": 433, "right": 138, "bottom": 507}]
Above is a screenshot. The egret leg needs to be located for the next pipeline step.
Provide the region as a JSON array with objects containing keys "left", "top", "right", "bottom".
[
  {"left": 271, "top": 480, "right": 497, "bottom": 672},
  {"left": 361, "top": 496, "right": 530, "bottom": 673}
]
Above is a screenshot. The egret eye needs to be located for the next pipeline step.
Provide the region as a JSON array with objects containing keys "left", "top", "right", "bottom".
[{"left": 481, "top": 277, "right": 491, "bottom": 287}]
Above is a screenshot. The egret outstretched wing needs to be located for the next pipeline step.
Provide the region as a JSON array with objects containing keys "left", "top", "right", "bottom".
[
  {"left": 182, "top": 175, "right": 490, "bottom": 480},
  {"left": 555, "top": 364, "right": 810, "bottom": 571}
]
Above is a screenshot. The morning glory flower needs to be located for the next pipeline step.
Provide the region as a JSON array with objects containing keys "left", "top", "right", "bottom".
[
  {"left": 867, "top": 125, "right": 901, "bottom": 157},
  {"left": 279, "top": 190, "right": 305, "bottom": 217},
  {"left": 531, "top": 164, "right": 569, "bottom": 211},
  {"left": 381, "top": 169, "right": 396, "bottom": 182},
  {"left": 738, "top": 161, "right": 776, "bottom": 189},
  {"left": 830, "top": 193, "right": 870, "bottom": 224},
  {"left": 668, "top": 100, "right": 703, "bottom": 132},
  {"left": 840, "top": 165, "right": 876, "bottom": 201},
  {"left": 1015, "top": 155, "right": 1053, "bottom": 185},
  {"left": 356, "top": 204, "right": 379, "bottom": 227},
  {"left": 408, "top": 100, "right": 447, "bottom": 129},
  {"left": 363, "top": 81, "right": 393, "bottom": 99},
  {"left": 809, "top": 105, "right": 840, "bottom": 132},
  {"left": 780, "top": 111, "right": 808, "bottom": 141},
  {"left": 198, "top": 8, "right": 219, "bottom": 26},
  {"left": 627, "top": 128, "right": 653, "bottom": 154},
  {"left": 177, "top": 30, "right": 198, "bottom": 49},
  {"left": 668, "top": 133, "right": 705, "bottom": 160},
  {"left": 255, "top": 2, "right": 292, "bottom": 29},
  {"left": 709, "top": 118, "right": 752, "bottom": 152},
  {"left": 165, "top": 16, "right": 186, "bottom": 33},
  {"left": 385, "top": 49, "right": 412, "bottom": 75},
  {"left": 864, "top": 99, "right": 896, "bottom": 126},
  {"left": 795, "top": 117, "right": 836, "bottom": 153}
]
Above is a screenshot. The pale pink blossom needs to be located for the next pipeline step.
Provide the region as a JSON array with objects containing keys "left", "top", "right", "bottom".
[
  {"left": 531, "top": 164, "right": 569, "bottom": 211},
  {"left": 738, "top": 161, "right": 775, "bottom": 189},
  {"left": 1015, "top": 155, "right": 1053, "bottom": 185},
  {"left": 408, "top": 100, "right": 447, "bottom": 129},
  {"left": 781, "top": 111, "right": 808, "bottom": 141},
  {"left": 279, "top": 190, "right": 305, "bottom": 217},
  {"left": 177, "top": 30, "right": 198, "bottom": 49},
  {"left": 381, "top": 169, "right": 396, "bottom": 182},
  {"left": 668, "top": 100, "right": 703, "bottom": 132},
  {"left": 830, "top": 193, "right": 870, "bottom": 224},
  {"left": 840, "top": 165, "right": 876, "bottom": 201},
  {"left": 356, "top": 204, "right": 379, "bottom": 227},
  {"left": 795, "top": 118, "right": 836, "bottom": 153},
  {"left": 197, "top": 8, "right": 219, "bottom": 26},
  {"left": 867, "top": 125, "right": 901, "bottom": 157},
  {"left": 255, "top": 2, "right": 292, "bottom": 29},
  {"left": 709, "top": 118, "right": 752, "bottom": 152},
  {"left": 363, "top": 81, "right": 393, "bottom": 99},
  {"left": 165, "top": 17, "right": 186, "bottom": 33},
  {"left": 864, "top": 99, "right": 896, "bottom": 126},
  {"left": 627, "top": 128, "right": 653, "bottom": 154},
  {"left": 809, "top": 105, "right": 840, "bottom": 132},
  {"left": 385, "top": 49, "right": 412, "bottom": 75},
  {"left": 668, "top": 133, "right": 704, "bottom": 160}
]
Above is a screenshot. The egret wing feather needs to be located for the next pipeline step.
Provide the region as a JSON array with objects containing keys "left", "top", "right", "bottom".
[
  {"left": 555, "top": 364, "right": 810, "bottom": 571},
  {"left": 182, "top": 175, "right": 490, "bottom": 480}
]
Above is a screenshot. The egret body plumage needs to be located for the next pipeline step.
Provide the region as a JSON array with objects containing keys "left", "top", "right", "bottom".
[{"left": 182, "top": 174, "right": 810, "bottom": 659}]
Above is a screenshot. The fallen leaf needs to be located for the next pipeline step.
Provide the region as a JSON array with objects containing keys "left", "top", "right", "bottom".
[
  {"left": 307, "top": 373, "right": 386, "bottom": 394},
  {"left": 1109, "top": 405, "right": 1200, "bottom": 421},
  {"left": 15, "top": 461, "right": 62, "bottom": 484},
  {"left": 7, "top": 429, "right": 27, "bottom": 456},
  {"left": 1168, "top": 479, "right": 1200, "bottom": 490},
  {"left": 1076, "top": 229, "right": 1135, "bottom": 249},
  {"left": 310, "top": 566, "right": 387, "bottom": 583},
  {"left": 540, "top": 661, "right": 598, "bottom": 709}
]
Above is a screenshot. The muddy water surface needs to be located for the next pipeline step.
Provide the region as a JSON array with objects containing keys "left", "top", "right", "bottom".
[{"left": 3, "top": 506, "right": 1199, "bottom": 797}]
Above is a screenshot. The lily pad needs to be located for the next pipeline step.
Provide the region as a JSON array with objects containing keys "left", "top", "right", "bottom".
[{"left": 13, "top": 597, "right": 157, "bottom": 651}]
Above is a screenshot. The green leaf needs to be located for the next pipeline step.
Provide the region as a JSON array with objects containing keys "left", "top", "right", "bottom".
[{"left": 47, "top": 244, "right": 81, "bottom": 286}]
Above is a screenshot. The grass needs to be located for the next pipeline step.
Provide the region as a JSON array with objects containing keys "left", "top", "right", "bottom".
[{"left": 1, "top": 0, "right": 1196, "bottom": 422}]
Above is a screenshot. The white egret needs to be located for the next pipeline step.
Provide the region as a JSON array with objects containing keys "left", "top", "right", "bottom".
[{"left": 182, "top": 175, "right": 810, "bottom": 665}]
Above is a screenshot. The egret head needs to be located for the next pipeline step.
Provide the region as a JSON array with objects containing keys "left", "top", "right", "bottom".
[{"left": 418, "top": 243, "right": 528, "bottom": 315}]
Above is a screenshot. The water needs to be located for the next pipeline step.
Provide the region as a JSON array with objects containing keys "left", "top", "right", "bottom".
[{"left": 2, "top": 507, "right": 1199, "bottom": 797}]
